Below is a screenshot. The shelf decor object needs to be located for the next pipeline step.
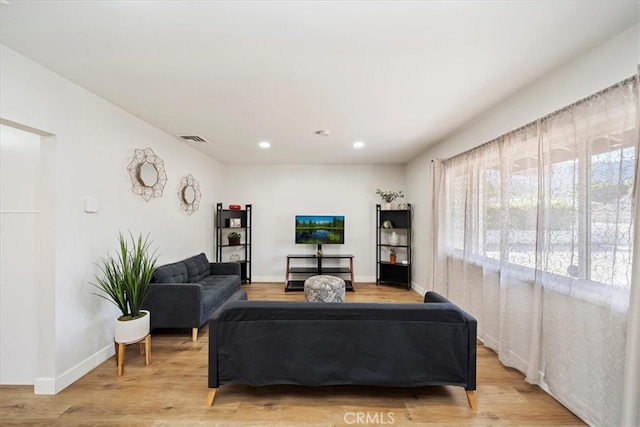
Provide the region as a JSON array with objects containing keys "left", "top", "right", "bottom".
[
  {"left": 227, "top": 232, "right": 241, "bottom": 246},
  {"left": 375, "top": 189, "right": 405, "bottom": 210},
  {"left": 389, "top": 231, "right": 400, "bottom": 246},
  {"left": 178, "top": 174, "right": 202, "bottom": 215},
  {"left": 127, "top": 147, "right": 167, "bottom": 202}
]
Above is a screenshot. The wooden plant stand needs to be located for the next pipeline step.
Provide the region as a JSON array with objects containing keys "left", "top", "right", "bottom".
[{"left": 115, "top": 334, "right": 151, "bottom": 376}]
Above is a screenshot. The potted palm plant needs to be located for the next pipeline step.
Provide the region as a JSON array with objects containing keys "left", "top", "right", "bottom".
[
  {"left": 93, "top": 232, "right": 158, "bottom": 344},
  {"left": 389, "top": 248, "right": 397, "bottom": 264}
]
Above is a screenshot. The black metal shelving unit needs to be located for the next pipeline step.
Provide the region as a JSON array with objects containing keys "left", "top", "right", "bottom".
[
  {"left": 376, "top": 203, "right": 412, "bottom": 290},
  {"left": 215, "top": 203, "right": 251, "bottom": 283}
]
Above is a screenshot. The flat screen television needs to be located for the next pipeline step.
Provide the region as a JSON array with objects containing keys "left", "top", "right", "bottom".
[{"left": 295, "top": 215, "right": 345, "bottom": 246}]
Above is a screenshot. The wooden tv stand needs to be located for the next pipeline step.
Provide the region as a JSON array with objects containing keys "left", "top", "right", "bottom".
[{"left": 285, "top": 254, "right": 355, "bottom": 292}]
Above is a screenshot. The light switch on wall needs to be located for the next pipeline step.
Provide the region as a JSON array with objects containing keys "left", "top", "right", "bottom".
[{"left": 83, "top": 197, "right": 99, "bottom": 213}]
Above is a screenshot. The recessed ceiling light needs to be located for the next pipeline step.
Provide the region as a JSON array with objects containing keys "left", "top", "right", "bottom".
[
  {"left": 258, "top": 141, "right": 271, "bottom": 149},
  {"left": 314, "top": 130, "right": 330, "bottom": 136},
  {"left": 353, "top": 141, "right": 365, "bottom": 149}
]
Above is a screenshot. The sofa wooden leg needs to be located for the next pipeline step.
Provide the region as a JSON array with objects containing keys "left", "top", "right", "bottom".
[
  {"left": 192, "top": 328, "right": 198, "bottom": 342},
  {"left": 465, "top": 390, "right": 477, "bottom": 409},
  {"left": 206, "top": 388, "right": 217, "bottom": 407}
]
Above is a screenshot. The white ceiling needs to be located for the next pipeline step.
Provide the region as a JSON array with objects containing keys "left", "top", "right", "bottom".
[{"left": 0, "top": 1, "right": 637, "bottom": 165}]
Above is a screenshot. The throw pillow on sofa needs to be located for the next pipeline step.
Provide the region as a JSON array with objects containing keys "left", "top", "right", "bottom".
[
  {"left": 152, "top": 262, "right": 188, "bottom": 283},
  {"left": 184, "top": 253, "right": 211, "bottom": 282}
]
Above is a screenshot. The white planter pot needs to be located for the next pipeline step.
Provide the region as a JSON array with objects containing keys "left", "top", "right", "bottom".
[
  {"left": 385, "top": 202, "right": 393, "bottom": 210},
  {"left": 114, "top": 310, "right": 150, "bottom": 344}
]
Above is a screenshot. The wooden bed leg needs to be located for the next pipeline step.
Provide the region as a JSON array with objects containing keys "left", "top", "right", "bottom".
[
  {"left": 206, "top": 388, "right": 217, "bottom": 407},
  {"left": 466, "top": 390, "right": 477, "bottom": 409},
  {"left": 192, "top": 328, "right": 198, "bottom": 342}
]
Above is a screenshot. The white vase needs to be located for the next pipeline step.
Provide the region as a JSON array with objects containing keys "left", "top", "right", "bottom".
[
  {"left": 114, "top": 310, "right": 150, "bottom": 344},
  {"left": 385, "top": 202, "right": 393, "bottom": 210},
  {"left": 389, "top": 231, "right": 400, "bottom": 246}
]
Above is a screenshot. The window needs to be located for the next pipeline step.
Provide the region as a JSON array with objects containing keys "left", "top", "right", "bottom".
[{"left": 443, "top": 78, "right": 637, "bottom": 290}]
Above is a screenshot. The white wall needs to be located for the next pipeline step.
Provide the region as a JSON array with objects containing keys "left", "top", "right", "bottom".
[
  {"left": 407, "top": 23, "right": 639, "bottom": 292},
  {"left": 0, "top": 44, "right": 225, "bottom": 393},
  {"left": 222, "top": 164, "right": 406, "bottom": 282},
  {"left": 0, "top": 125, "right": 41, "bottom": 384}
]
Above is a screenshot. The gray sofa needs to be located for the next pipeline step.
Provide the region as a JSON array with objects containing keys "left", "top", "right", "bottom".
[
  {"left": 142, "top": 253, "right": 246, "bottom": 341},
  {"left": 207, "top": 291, "right": 477, "bottom": 408}
]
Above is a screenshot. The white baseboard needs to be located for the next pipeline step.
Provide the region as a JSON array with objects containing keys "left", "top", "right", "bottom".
[
  {"left": 411, "top": 281, "right": 427, "bottom": 297},
  {"left": 34, "top": 344, "right": 113, "bottom": 395},
  {"left": 250, "top": 275, "right": 285, "bottom": 283},
  {"left": 251, "top": 276, "right": 377, "bottom": 284}
]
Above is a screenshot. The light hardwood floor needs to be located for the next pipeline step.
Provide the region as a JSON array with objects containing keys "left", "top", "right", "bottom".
[{"left": 0, "top": 283, "right": 585, "bottom": 426}]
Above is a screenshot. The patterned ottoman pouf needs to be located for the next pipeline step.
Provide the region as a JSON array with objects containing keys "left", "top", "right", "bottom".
[{"left": 304, "top": 275, "right": 346, "bottom": 302}]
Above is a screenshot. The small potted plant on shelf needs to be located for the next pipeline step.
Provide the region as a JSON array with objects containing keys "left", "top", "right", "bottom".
[
  {"left": 389, "top": 248, "right": 397, "bottom": 264},
  {"left": 227, "top": 231, "right": 242, "bottom": 246},
  {"left": 92, "top": 232, "right": 158, "bottom": 344},
  {"left": 376, "top": 189, "right": 405, "bottom": 210}
]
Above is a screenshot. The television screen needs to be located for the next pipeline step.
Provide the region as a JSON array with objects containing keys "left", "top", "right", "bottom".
[{"left": 295, "top": 215, "right": 345, "bottom": 245}]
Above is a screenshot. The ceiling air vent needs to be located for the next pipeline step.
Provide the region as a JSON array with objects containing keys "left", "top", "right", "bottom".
[{"left": 177, "top": 134, "right": 211, "bottom": 143}]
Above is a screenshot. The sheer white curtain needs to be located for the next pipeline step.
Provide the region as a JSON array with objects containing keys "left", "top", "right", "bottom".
[{"left": 433, "top": 76, "right": 638, "bottom": 426}]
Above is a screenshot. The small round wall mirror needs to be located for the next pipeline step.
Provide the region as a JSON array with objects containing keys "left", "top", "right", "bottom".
[
  {"left": 178, "top": 174, "right": 201, "bottom": 215},
  {"left": 182, "top": 185, "right": 196, "bottom": 204},
  {"left": 138, "top": 162, "right": 159, "bottom": 187}
]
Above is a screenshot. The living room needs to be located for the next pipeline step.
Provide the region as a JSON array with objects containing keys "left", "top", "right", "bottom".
[{"left": 1, "top": 1, "right": 639, "bottom": 426}]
